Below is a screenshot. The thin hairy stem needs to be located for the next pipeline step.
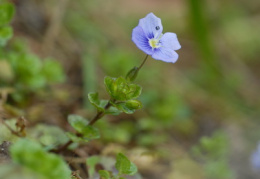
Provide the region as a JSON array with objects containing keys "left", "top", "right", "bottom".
[
  {"left": 89, "top": 101, "right": 112, "bottom": 125},
  {"left": 138, "top": 54, "right": 149, "bottom": 71},
  {"left": 51, "top": 100, "right": 113, "bottom": 153}
]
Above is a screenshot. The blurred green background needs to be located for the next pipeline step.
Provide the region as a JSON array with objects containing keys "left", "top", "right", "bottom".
[{"left": 1, "top": 0, "right": 260, "bottom": 178}]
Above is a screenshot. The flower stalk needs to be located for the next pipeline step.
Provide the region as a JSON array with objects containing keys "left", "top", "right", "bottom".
[{"left": 126, "top": 55, "right": 149, "bottom": 82}]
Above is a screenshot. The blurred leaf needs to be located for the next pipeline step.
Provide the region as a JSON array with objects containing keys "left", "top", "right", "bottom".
[
  {"left": 0, "top": 163, "right": 43, "bottom": 179},
  {"left": 205, "top": 160, "right": 234, "bottom": 179},
  {"left": 137, "top": 133, "right": 167, "bottom": 147},
  {"left": 193, "top": 131, "right": 229, "bottom": 160},
  {"left": 191, "top": 131, "right": 233, "bottom": 179},
  {"left": 28, "top": 124, "right": 69, "bottom": 149},
  {"left": 86, "top": 156, "right": 100, "bottom": 177},
  {"left": 67, "top": 114, "right": 100, "bottom": 141},
  {"left": 9, "top": 54, "right": 41, "bottom": 75},
  {"left": 10, "top": 139, "right": 71, "bottom": 179},
  {"left": 42, "top": 59, "right": 65, "bottom": 83},
  {"left": 68, "top": 114, "right": 89, "bottom": 131},
  {"left": 104, "top": 76, "right": 142, "bottom": 101},
  {"left": 80, "top": 125, "right": 100, "bottom": 140},
  {"left": 22, "top": 73, "right": 46, "bottom": 89},
  {"left": 137, "top": 118, "right": 159, "bottom": 131},
  {"left": 66, "top": 132, "right": 86, "bottom": 143},
  {"left": 8, "top": 53, "right": 46, "bottom": 89},
  {"left": 97, "top": 120, "right": 133, "bottom": 144},
  {"left": 9, "top": 38, "right": 28, "bottom": 53},
  {"left": 115, "top": 153, "right": 137, "bottom": 175},
  {"left": 98, "top": 170, "right": 112, "bottom": 179},
  {"left": 0, "top": 26, "right": 12, "bottom": 46},
  {"left": 2, "top": 41, "right": 65, "bottom": 93},
  {"left": 0, "top": 3, "right": 15, "bottom": 26}
]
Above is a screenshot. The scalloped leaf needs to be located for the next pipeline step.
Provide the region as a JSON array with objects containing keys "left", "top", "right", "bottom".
[
  {"left": 104, "top": 76, "right": 142, "bottom": 101},
  {"left": 115, "top": 153, "right": 137, "bottom": 175}
]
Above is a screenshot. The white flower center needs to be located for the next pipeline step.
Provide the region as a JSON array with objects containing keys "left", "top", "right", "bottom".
[
  {"left": 149, "top": 34, "right": 163, "bottom": 49},
  {"left": 149, "top": 39, "right": 160, "bottom": 49}
]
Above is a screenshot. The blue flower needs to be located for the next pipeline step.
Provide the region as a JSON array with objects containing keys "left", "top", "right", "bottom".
[
  {"left": 132, "top": 13, "right": 181, "bottom": 63},
  {"left": 251, "top": 143, "right": 260, "bottom": 170}
]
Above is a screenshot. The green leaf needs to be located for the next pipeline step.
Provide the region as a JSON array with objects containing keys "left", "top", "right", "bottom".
[
  {"left": 10, "top": 139, "right": 71, "bottom": 179},
  {"left": 88, "top": 92, "right": 104, "bottom": 111},
  {"left": 115, "top": 153, "right": 137, "bottom": 175},
  {"left": 88, "top": 92, "right": 100, "bottom": 106},
  {"left": 0, "top": 25, "right": 12, "bottom": 46},
  {"left": 29, "top": 124, "right": 69, "bottom": 148},
  {"left": 104, "top": 76, "right": 142, "bottom": 101},
  {"left": 86, "top": 156, "right": 100, "bottom": 177},
  {"left": 205, "top": 160, "right": 234, "bottom": 179},
  {"left": 0, "top": 163, "right": 43, "bottom": 179},
  {"left": 0, "top": 3, "right": 15, "bottom": 26},
  {"left": 67, "top": 115, "right": 100, "bottom": 141},
  {"left": 126, "top": 84, "right": 142, "bottom": 100},
  {"left": 88, "top": 92, "right": 121, "bottom": 115},
  {"left": 104, "top": 105, "right": 121, "bottom": 115},
  {"left": 66, "top": 132, "right": 86, "bottom": 143},
  {"left": 42, "top": 59, "right": 65, "bottom": 83},
  {"left": 112, "top": 100, "right": 142, "bottom": 114},
  {"left": 104, "top": 76, "right": 116, "bottom": 97},
  {"left": 81, "top": 125, "right": 100, "bottom": 140},
  {"left": 22, "top": 73, "right": 46, "bottom": 89},
  {"left": 12, "top": 53, "right": 44, "bottom": 89},
  {"left": 15, "top": 54, "right": 42, "bottom": 75},
  {"left": 68, "top": 114, "right": 89, "bottom": 132},
  {"left": 98, "top": 170, "right": 112, "bottom": 179}
]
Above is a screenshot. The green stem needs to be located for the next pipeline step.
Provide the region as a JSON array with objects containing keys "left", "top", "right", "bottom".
[
  {"left": 51, "top": 100, "right": 113, "bottom": 153},
  {"left": 88, "top": 100, "right": 112, "bottom": 125},
  {"left": 137, "top": 54, "right": 149, "bottom": 71}
]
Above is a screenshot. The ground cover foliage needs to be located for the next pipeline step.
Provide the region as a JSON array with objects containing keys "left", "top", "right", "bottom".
[{"left": 1, "top": 0, "right": 260, "bottom": 179}]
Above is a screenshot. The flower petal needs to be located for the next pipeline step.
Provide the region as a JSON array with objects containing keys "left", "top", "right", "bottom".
[
  {"left": 152, "top": 48, "right": 179, "bottom": 63},
  {"left": 138, "top": 13, "right": 163, "bottom": 39},
  {"left": 160, "top": 32, "right": 181, "bottom": 50},
  {"left": 132, "top": 26, "right": 153, "bottom": 55}
]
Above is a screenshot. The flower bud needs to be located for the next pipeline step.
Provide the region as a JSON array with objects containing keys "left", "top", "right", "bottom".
[
  {"left": 126, "top": 67, "right": 139, "bottom": 82},
  {"left": 126, "top": 100, "right": 142, "bottom": 110}
]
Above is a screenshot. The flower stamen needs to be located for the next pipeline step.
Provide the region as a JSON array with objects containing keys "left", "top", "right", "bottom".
[{"left": 149, "top": 38, "right": 161, "bottom": 49}]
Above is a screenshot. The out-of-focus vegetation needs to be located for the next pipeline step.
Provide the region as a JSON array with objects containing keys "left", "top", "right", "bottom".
[{"left": 1, "top": 0, "right": 260, "bottom": 178}]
